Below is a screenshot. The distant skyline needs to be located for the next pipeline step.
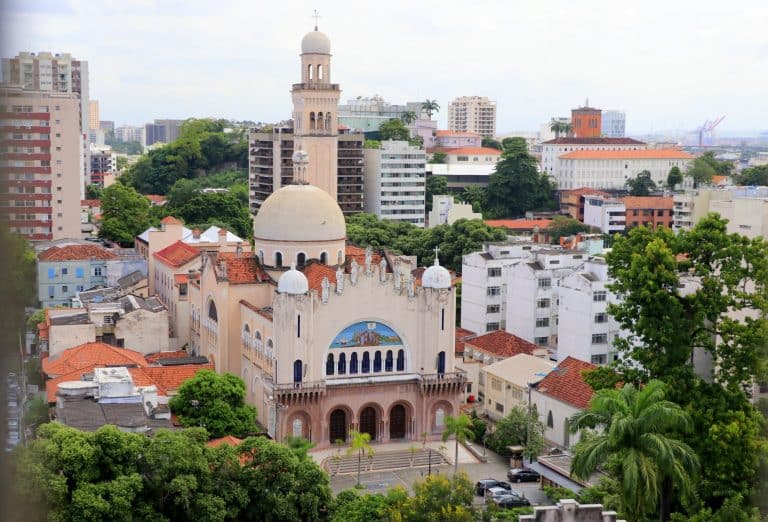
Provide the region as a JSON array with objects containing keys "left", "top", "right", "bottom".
[{"left": 2, "top": 0, "right": 767, "bottom": 135}]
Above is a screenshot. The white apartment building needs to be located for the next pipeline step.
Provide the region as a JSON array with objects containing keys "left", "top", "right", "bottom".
[
  {"left": 115, "top": 125, "right": 143, "bottom": 143},
  {"left": 601, "top": 110, "right": 626, "bottom": 138},
  {"left": 447, "top": 96, "right": 496, "bottom": 138},
  {"left": 505, "top": 250, "right": 590, "bottom": 350},
  {"left": 427, "top": 195, "right": 481, "bottom": 227},
  {"left": 540, "top": 137, "right": 647, "bottom": 187},
  {"left": 674, "top": 186, "right": 768, "bottom": 239},
  {"left": 363, "top": 140, "right": 426, "bottom": 226},
  {"left": 557, "top": 149, "right": 695, "bottom": 190},
  {"left": 557, "top": 259, "right": 621, "bottom": 365},
  {"left": 583, "top": 195, "right": 626, "bottom": 233}
]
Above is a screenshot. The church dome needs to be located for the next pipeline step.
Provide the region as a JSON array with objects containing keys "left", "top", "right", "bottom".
[
  {"left": 422, "top": 258, "right": 452, "bottom": 289},
  {"left": 253, "top": 184, "right": 345, "bottom": 242},
  {"left": 301, "top": 29, "right": 331, "bottom": 54},
  {"left": 278, "top": 263, "right": 309, "bottom": 295}
]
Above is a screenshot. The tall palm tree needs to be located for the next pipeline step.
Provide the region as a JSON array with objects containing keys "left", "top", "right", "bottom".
[
  {"left": 549, "top": 118, "right": 563, "bottom": 139},
  {"left": 422, "top": 99, "right": 440, "bottom": 119},
  {"left": 400, "top": 111, "right": 417, "bottom": 125},
  {"left": 562, "top": 122, "right": 573, "bottom": 137},
  {"left": 441, "top": 414, "right": 474, "bottom": 476},
  {"left": 569, "top": 380, "right": 698, "bottom": 522},
  {"left": 347, "top": 429, "right": 374, "bottom": 487}
]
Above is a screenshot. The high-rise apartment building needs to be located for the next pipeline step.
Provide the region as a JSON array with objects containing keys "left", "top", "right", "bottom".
[
  {"left": 447, "top": 96, "right": 496, "bottom": 138},
  {"left": 0, "top": 87, "right": 83, "bottom": 241},
  {"left": 601, "top": 110, "right": 625, "bottom": 137},
  {"left": 88, "top": 100, "right": 99, "bottom": 130},
  {"left": 115, "top": 125, "right": 143, "bottom": 143},
  {"left": 143, "top": 119, "right": 184, "bottom": 147},
  {"left": 363, "top": 140, "right": 426, "bottom": 226},
  {"left": 338, "top": 95, "right": 424, "bottom": 132},
  {"left": 248, "top": 28, "right": 364, "bottom": 215}
]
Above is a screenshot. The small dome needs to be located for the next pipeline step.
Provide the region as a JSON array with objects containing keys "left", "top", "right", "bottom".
[
  {"left": 422, "top": 258, "right": 452, "bottom": 289},
  {"left": 301, "top": 29, "right": 331, "bottom": 54},
  {"left": 292, "top": 150, "right": 309, "bottom": 165},
  {"left": 278, "top": 263, "right": 309, "bottom": 294},
  {"left": 253, "top": 184, "right": 345, "bottom": 242}
]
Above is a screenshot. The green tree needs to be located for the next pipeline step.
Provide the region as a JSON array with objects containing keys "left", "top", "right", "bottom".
[
  {"left": 481, "top": 137, "right": 503, "bottom": 151},
  {"left": 625, "top": 169, "right": 657, "bottom": 196},
  {"left": 347, "top": 429, "right": 374, "bottom": 487},
  {"left": 486, "top": 405, "right": 545, "bottom": 460},
  {"left": 98, "top": 183, "right": 151, "bottom": 246},
  {"left": 546, "top": 215, "right": 591, "bottom": 242},
  {"left": 485, "top": 137, "right": 556, "bottom": 218},
  {"left": 169, "top": 370, "right": 258, "bottom": 438},
  {"left": 666, "top": 166, "right": 684, "bottom": 190},
  {"left": 441, "top": 414, "right": 474, "bottom": 476},
  {"left": 115, "top": 156, "right": 129, "bottom": 171},
  {"left": 400, "top": 111, "right": 417, "bottom": 125},
  {"left": 428, "top": 151, "right": 447, "bottom": 164},
  {"left": 166, "top": 178, "right": 200, "bottom": 208},
  {"left": 458, "top": 186, "right": 485, "bottom": 213},
  {"left": 364, "top": 139, "right": 381, "bottom": 149},
  {"left": 569, "top": 380, "right": 699, "bottom": 521},
  {"left": 421, "top": 99, "right": 440, "bottom": 119},
  {"left": 85, "top": 184, "right": 103, "bottom": 200},
  {"left": 407, "top": 473, "right": 475, "bottom": 522},
  {"left": 734, "top": 165, "right": 768, "bottom": 186},
  {"left": 24, "top": 396, "right": 50, "bottom": 434},
  {"left": 699, "top": 151, "right": 733, "bottom": 177},
  {"left": 549, "top": 119, "right": 569, "bottom": 139},
  {"left": 175, "top": 192, "right": 252, "bottom": 239},
  {"left": 379, "top": 119, "right": 410, "bottom": 141},
  {"left": 686, "top": 157, "right": 716, "bottom": 188},
  {"left": 283, "top": 435, "right": 315, "bottom": 461},
  {"left": 425, "top": 175, "right": 448, "bottom": 211}
]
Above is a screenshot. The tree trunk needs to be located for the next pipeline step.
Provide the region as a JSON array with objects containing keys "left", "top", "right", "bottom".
[
  {"left": 454, "top": 438, "right": 459, "bottom": 475},
  {"left": 357, "top": 450, "right": 361, "bottom": 486},
  {"left": 659, "top": 477, "right": 672, "bottom": 522}
]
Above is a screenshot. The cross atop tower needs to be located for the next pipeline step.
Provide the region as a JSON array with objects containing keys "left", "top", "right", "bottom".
[
  {"left": 312, "top": 9, "right": 321, "bottom": 30},
  {"left": 433, "top": 246, "right": 440, "bottom": 265}
]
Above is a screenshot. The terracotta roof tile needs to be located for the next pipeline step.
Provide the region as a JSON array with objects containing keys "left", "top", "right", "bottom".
[
  {"left": 345, "top": 244, "right": 383, "bottom": 267},
  {"left": 455, "top": 327, "right": 476, "bottom": 356},
  {"left": 560, "top": 149, "right": 693, "bottom": 160},
  {"left": 140, "top": 364, "right": 214, "bottom": 393},
  {"left": 145, "top": 350, "right": 190, "bottom": 364},
  {"left": 42, "top": 342, "right": 148, "bottom": 377},
  {"left": 174, "top": 274, "right": 189, "bottom": 285},
  {"left": 464, "top": 330, "right": 541, "bottom": 358},
  {"left": 239, "top": 300, "right": 273, "bottom": 321},
  {"left": 81, "top": 199, "right": 101, "bottom": 207},
  {"left": 218, "top": 252, "right": 272, "bottom": 284},
  {"left": 427, "top": 147, "right": 501, "bottom": 155},
  {"left": 543, "top": 137, "right": 646, "bottom": 145},
  {"left": 207, "top": 435, "right": 244, "bottom": 448},
  {"left": 622, "top": 196, "right": 673, "bottom": 209},
  {"left": 535, "top": 356, "right": 596, "bottom": 409},
  {"left": 484, "top": 219, "right": 552, "bottom": 230},
  {"left": 160, "top": 216, "right": 183, "bottom": 225},
  {"left": 302, "top": 262, "right": 337, "bottom": 292},
  {"left": 145, "top": 195, "right": 167, "bottom": 204},
  {"left": 39, "top": 244, "right": 118, "bottom": 262},
  {"left": 153, "top": 240, "right": 200, "bottom": 268}
]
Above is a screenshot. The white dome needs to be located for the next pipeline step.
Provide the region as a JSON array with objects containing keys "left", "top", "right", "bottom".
[
  {"left": 253, "top": 184, "right": 345, "bottom": 242},
  {"left": 422, "top": 258, "right": 452, "bottom": 289},
  {"left": 301, "top": 29, "right": 331, "bottom": 54},
  {"left": 278, "top": 263, "right": 309, "bottom": 294}
]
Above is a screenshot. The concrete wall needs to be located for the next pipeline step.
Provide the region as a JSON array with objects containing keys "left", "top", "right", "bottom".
[
  {"left": 49, "top": 323, "right": 96, "bottom": 357},
  {"left": 114, "top": 309, "right": 169, "bottom": 354}
]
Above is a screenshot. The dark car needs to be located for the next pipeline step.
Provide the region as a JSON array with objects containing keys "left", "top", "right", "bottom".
[
  {"left": 492, "top": 494, "right": 531, "bottom": 508},
  {"left": 474, "top": 479, "right": 512, "bottom": 496},
  {"left": 507, "top": 468, "right": 541, "bottom": 483}
]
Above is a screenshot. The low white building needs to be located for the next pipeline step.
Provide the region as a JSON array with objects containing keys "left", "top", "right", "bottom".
[
  {"left": 428, "top": 195, "right": 481, "bottom": 228},
  {"left": 541, "top": 137, "right": 647, "bottom": 187},
  {"left": 583, "top": 195, "right": 626, "bottom": 234},
  {"left": 479, "top": 354, "right": 554, "bottom": 421},
  {"left": 363, "top": 140, "right": 426, "bottom": 227}
]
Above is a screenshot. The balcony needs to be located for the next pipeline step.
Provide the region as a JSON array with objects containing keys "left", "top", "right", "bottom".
[
  {"left": 275, "top": 380, "right": 326, "bottom": 404},
  {"left": 420, "top": 371, "right": 467, "bottom": 395},
  {"left": 292, "top": 82, "right": 340, "bottom": 91}
]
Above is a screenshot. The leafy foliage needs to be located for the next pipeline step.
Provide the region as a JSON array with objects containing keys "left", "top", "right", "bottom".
[
  {"left": 441, "top": 414, "right": 474, "bottom": 475},
  {"left": 481, "top": 137, "right": 503, "bottom": 151},
  {"left": 174, "top": 192, "right": 252, "bottom": 239},
  {"left": 625, "top": 169, "right": 657, "bottom": 196},
  {"left": 485, "top": 405, "right": 545, "bottom": 459},
  {"left": 425, "top": 175, "right": 447, "bottom": 211},
  {"left": 421, "top": 100, "right": 440, "bottom": 119},
  {"left": 169, "top": 370, "right": 258, "bottom": 438},
  {"left": 379, "top": 119, "right": 411, "bottom": 141},
  {"left": 667, "top": 166, "right": 684, "bottom": 190},
  {"left": 545, "top": 215, "right": 591, "bottom": 242},
  {"left": 428, "top": 151, "right": 447, "bottom": 164},
  {"left": 734, "top": 165, "right": 768, "bottom": 186},
  {"left": 0, "top": 228, "right": 36, "bottom": 318},
  {"left": 98, "top": 183, "right": 151, "bottom": 246},
  {"left": 686, "top": 157, "right": 716, "bottom": 188}
]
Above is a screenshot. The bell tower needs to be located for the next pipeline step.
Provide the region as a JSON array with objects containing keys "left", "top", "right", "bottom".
[{"left": 291, "top": 18, "right": 340, "bottom": 198}]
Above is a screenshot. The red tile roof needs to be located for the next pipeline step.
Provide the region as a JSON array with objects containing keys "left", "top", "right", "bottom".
[
  {"left": 542, "top": 137, "right": 646, "bottom": 145},
  {"left": 145, "top": 350, "right": 190, "bottom": 363},
  {"left": 153, "top": 240, "right": 200, "bottom": 268},
  {"left": 464, "top": 330, "right": 541, "bottom": 358},
  {"left": 218, "top": 252, "right": 272, "bottom": 284},
  {"left": 207, "top": 435, "right": 243, "bottom": 448},
  {"left": 42, "top": 342, "right": 148, "bottom": 377},
  {"left": 435, "top": 130, "right": 480, "bottom": 137},
  {"left": 561, "top": 187, "right": 611, "bottom": 197},
  {"left": 39, "top": 244, "right": 117, "bottom": 262},
  {"left": 160, "top": 216, "right": 183, "bottom": 225},
  {"left": 302, "top": 262, "right": 337, "bottom": 292},
  {"left": 455, "top": 327, "right": 476, "bottom": 355},
  {"left": 139, "top": 364, "right": 214, "bottom": 393},
  {"left": 622, "top": 196, "right": 673, "bottom": 209},
  {"left": 239, "top": 300, "right": 273, "bottom": 321},
  {"left": 174, "top": 274, "right": 189, "bottom": 285},
  {"left": 535, "top": 356, "right": 596, "bottom": 409},
  {"left": 81, "top": 199, "right": 101, "bottom": 207},
  {"left": 145, "top": 195, "right": 167, "bottom": 205},
  {"left": 484, "top": 219, "right": 552, "bottom": 231},
  {"left": 427, "top": 147, "right": 501, "bottom": 156},
  {"left": 560, "top": 149, "right": 693, "bottom": 160},
  {"left": 345, "top": 244, "right": 383, "bottom": 268}
]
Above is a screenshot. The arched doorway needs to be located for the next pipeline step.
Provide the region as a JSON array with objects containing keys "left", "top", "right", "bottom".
[
  {"left": 329, "top": 409, "right": 347, "bottom": 443},
  {"left": 389, "top": 404, "right": 407, "bottom": 440},
  {"left": 359, "top": 406, "right": 377, "bottom": 440}
]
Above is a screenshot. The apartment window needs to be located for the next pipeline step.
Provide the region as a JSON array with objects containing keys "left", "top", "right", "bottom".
[
  {"left": 75, "top": 267, "right": 84, "bottom": 278},
  {"left": 594, "top": 312, "right": 608, "bottom": 323},
  {"left": 592, "top": 333, "right": 608, "bottom": 344},
  {"left": 538, "top": 278, "right": 552, "bottom": 289},
  {"left": 76, "top": 285, "right": 84, "bottom": 292},
  {"left": 535, "top": 336, "right": 548, "bottom": 346},
  {"left": 486, "top": 322, "right": 500, "bottom": 332},
  {"left": 495, "top": 402, "right": 504, "bottom": 414},
  {"left": 103, "top": 315, "right": 113, "bottom": 325},
  {"left": 487, "top": 286, "right": 501, "bottom": 296},
  {"left": 62, "top": 286, "right": 68, "bottom": 293},
  {"left": 48, "top": 286, "right": 54, "bottom": 298},
  {"left": 491, "top": 378, "right": 502, "bottom": 392},
  {"left": 593, "top": 291, "right": 607, "bottom": 302},
  {"left": 537, "top": 298, "right": 550, "bottom": 308},
  {"left": 61, "top": 267, "right": 68, "bottom": 275},
  {"left": 536, "top": 317, "right": 550, "bottom": 328},
  {"left": 591, "top": 354, "right": 607, "bottom": 365},
  {"left": 93, "top": 267, "right": 103, "bottom": 277},
  {"left": 486, "top": 305, "right": 500, "bottom": 314},
  {"left": 487, "top": 267, "right": 501, "bottom": 277}
]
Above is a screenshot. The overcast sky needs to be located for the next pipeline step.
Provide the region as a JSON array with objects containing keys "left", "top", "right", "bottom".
[{"left": 3, "top": 0, "right": 767, "bottom": 135}]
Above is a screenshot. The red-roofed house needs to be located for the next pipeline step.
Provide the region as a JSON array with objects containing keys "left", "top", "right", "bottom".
[
  {"left": 154, "top": 241, "right": 202, "bottom": 349},
  {"left": 484, "top": 219, "right": 552, "bottom": 243},
  {"left": 531, "top": 356, "right": 596, "bottom": 448}
]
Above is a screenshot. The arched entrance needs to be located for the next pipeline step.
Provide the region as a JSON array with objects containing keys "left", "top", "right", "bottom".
[
  {"left": 359, "top": 406, "right": 377, "bottom": 440},
  {"left": 329, "top": 409, "right": 347, "bottom": 443},
  {"left": 389, "top": 404, "right": 407, "bottom": 440}
]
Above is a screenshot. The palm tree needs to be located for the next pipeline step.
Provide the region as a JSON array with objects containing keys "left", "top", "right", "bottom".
[
  {"left": 569, "top": 380, "right": 698, "bottom": 522},
  {"left": 347, "top": 429, "right": 374, "bottom": 487},
  {"left": 562, "top": 122, "right": 573, "bottom": 136},
  {"left": 422, "top": 99, "right": 440, "bottom": 119},
  {"left": 441, "top": 414, "right": 474, "bottom": 476},
  {"left": 400, "top": 111, "right": 417, "bottom": 125},
  {"left": 549, "top": 118, "right": 563, "bottom": 139}
]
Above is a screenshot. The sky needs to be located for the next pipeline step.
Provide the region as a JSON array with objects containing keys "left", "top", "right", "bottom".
[{"left": 3, "top": 0, "right": 767, "bottom": 135}]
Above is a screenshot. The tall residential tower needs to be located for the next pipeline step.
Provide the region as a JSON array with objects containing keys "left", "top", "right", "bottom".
[{"left": 447, "top": 96, "right": 496, "bottom": 138}]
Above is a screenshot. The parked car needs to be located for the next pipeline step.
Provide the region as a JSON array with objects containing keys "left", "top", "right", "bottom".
[
  {"left": 507, "top": 468, "right": 541, "bottom": 483},
  {"left": 474, "top": 479, "right": 512, "bottom": 496},
  {"left": 491, "top": 494, "right": 531, "bottom": 508},
  {"left": 486, "top": 486, "right": 515, "bottom": 500}
]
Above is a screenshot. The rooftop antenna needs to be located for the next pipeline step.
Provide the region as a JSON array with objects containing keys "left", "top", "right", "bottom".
[
  {"left": 312, "top": 9, "right": 321, "bottom": 31},
  {"left": 433, "top": 245, "right": 440, "bottom": 265}
]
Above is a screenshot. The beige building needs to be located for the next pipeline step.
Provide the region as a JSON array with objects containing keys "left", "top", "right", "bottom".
[
  {"left": 153, "top": 240, "right": 201, "bottom": 350},
  {"left": 479, "top": 354, "right": 554, "bottom": 421},
  {"left": 0, "top": 86, "right": 83, "bottom": 240},
  {"left": 447, "top": 96, "right": 497, "bottom": 138},
  {"left": 88, "top": 100, "right": 99, "bottom": 130},
  {"left": 673, "top": 186, "right": 768, "bottom": 239},
  {"left": 427, "top": 195, "right": 481, "bottom": 227}
]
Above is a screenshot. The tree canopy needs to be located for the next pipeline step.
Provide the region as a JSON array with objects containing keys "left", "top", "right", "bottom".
[
  {"left": 98, "top": 183, "right": 151, "bottom": 246},
  {"left": 686, "top": 157, "right": 716, "bottom": 188},
  {"left": 425, "top": 175, "right": 448, "bottom": 211},
  {"left": 734, "top": 165, "right": 768, "bottom": 186},
  {"left": 625, "top": 169, "right": 657, "bottom": 196},
  {"left": 378, "top": 119, "right": 410, "bottom": 141},
  {"left": 546, "top": 215, "right": 591, "bottom": 243},
  {"left": 667, "top": 165, "right": 684, "bottom": 190},
  {"left": 486, "top": 405, "right": 545, "bottom": 459}
]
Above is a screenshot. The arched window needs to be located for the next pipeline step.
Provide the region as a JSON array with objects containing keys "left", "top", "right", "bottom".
[
  {"left": 307, "top": 64, "right": 313, "bottom": 80},
  {"left": 326, "top": 354, "right": 334, "bottom": 375},
  {"left": 258, "top": 250, "right": 264, "bottom": 265},
  {"left": 547, "top": 410, "right": 554, "bottom": 429},
  {"left": 325, "top": 112, "right": 331, "bottom": 131},
  {"left": 309, "top": 112, "right": 316, "bottom": 131},
  {"left": 317, "top": 112, "right": 324, "bottom": 130},
  {"left": 208, "top": 300, "right": 218, "bottom": 321},
  {"left": 297, "top": 252, "right": 306, "bottom": 267},
  {"left": 362, "top": 352, "right": 370, "bottom": 373},
  {"left": 320, "top": 252, "right": 328, "bottom": 265},
  {"left": 436, "top": 351, "right": 446, "bottom": 375},
  {"left": 396, "top": 349, "right": 405, "bottom": 371},
  {"left": 350, "top": 352, "right": 358, "bottom": 374},
  {"left": 293, "top": 360, "right": 303, "bottom": 384},
  {"left": 317, "top": 64, "right": 323, "bottom": 80},
  {"left": 267, "top": 339, "right": 274, "bottom": 358},
  {"left": 337, "top": 250, "right": 343, "bottom": 265},
  {"left": 435, "top": 408, "right": 445, "bottom": 428},
  {"left": 338, "top": 353, "right": 346, "bottom": 374},
  {"left": 255, "top": 331, "right": 262, "bottom": 351},
  {"left": 275, "top": 251, "right": 283, "bottom": 268},
  {"left": 292, "top": 418, "right": 303, "bottom": 437},
  {"left": 242, "top": 324, "right": 250, "bottom": 349},
  {"left": 373, "top": 351, "right": 382, "bottom": 373},
  {"left": 385, "top": 350, "right": 393, "bottom": 372}
]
